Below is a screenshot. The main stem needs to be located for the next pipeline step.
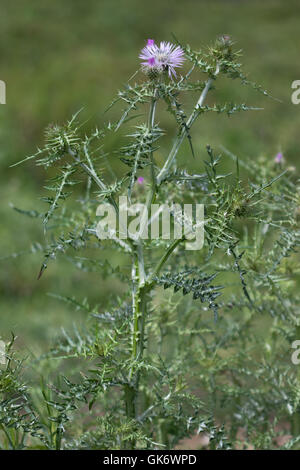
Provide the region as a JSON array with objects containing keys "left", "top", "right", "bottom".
[
  {"left": 124, "top": 93, "right": 158, "bottom": 446},
  {"left": 146, "top": 92, "right": 158, "bottom": 211},
  {"left": 124, "top": 70, "right": 219, "bottom": 444}
]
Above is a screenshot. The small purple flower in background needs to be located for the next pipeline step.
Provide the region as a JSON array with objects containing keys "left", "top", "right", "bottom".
[
  {"left": 140, "top": 39, "right": 185, "bottom": 78},
  {"left": 219, "top": 34, "right": 231, "bottom": 44},
  {"left": 137, "top": 176, "right": 145, "bottom": 185},
  {"left": 275, "top": 152, "right": 284, "bottom": 163}
]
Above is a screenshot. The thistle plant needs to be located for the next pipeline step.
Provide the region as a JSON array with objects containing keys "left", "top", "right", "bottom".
[{"left": 2, "top": 36, "right": 300, "bottom": 450}]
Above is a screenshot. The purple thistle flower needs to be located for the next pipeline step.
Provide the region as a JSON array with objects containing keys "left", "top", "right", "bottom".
[
  {"left": 275, "top": 152, "right": 283, "bottom": 163},
  {"left": 137, "top": 176, "right": 145, "bottom": 185},
  {"left": 140, "top": 40, "right": 185, "bottom": 78}
]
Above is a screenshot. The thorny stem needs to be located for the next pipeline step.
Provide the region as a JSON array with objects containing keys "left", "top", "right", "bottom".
[
  {"left": 133, "top": 92, "right": 158, "bottom": 352},
  {"left": 157, "top": 64, "right": 220, "bottom": 185},
  {"left": 124, "top": 69, "right": 219, "bottom": 441},
  {"left": 124, "top": 91, "right": 158, "bottom": 445},
  {"left": 69, "top": 144, "right": 142, "bottom": 448},
  {"left": 68, "top": 148, "right": 120, "bottom": 217},
  {"left": 130, "top": 93, "right": 157, "bottom": 372},
  {"left": 68, "top": 72, "right": 219, "bottom": 447},
  {"left": 69, "top": 146, "right": 134, "bottom": 251},
  {"left": 130, "top": 91, "right": 158, "bottom": 369},
  {"left": 124, "top": 250, "right": 148, "bottom": 448},
  {"left": 147, "top": 92, "right": 158, "bottom": 209}
]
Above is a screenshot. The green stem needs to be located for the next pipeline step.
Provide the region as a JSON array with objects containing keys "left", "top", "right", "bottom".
[
  {"left": 146, "top": 93, "right": 158, "bottom": 211},
  {"left": 69, "top": 147, "right": 135, "bottom": 251},
  {"left": 130, "top": 249, "right": 148, "bottom": 378},
  {"left": 152, "top": 237, "right": 185, "bottom": 279},
  {"left": 124, "top": 251, "right": 149, "bottom": 449},
  {"left": 68, "top": 147, "right": 120, "bottom": 222},
  {"left": 124, "top": 92, "right": 159, "bottom": 446},
  {"left": 157, "top": 65, "right": 220, "bottom": 185}
]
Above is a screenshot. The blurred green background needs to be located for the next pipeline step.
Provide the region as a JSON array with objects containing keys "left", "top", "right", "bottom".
[{"left": 1, "top": 0, "right": 299, "bottom": 354}]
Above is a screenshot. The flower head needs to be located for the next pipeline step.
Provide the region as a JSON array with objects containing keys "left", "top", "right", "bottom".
[
  {"left": 140, "top": 39, "right": 185, "bottom": 78},
  {"left": 137, "top": 176, "right": 145, "bottom": 185},
  {"left": 275, "top": 152, "right": 283, "bottom": 163}
]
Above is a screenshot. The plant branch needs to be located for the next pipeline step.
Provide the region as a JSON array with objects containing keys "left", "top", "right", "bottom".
[{"left": 157, "top": 64, "right": 220, "bottom": 184}]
